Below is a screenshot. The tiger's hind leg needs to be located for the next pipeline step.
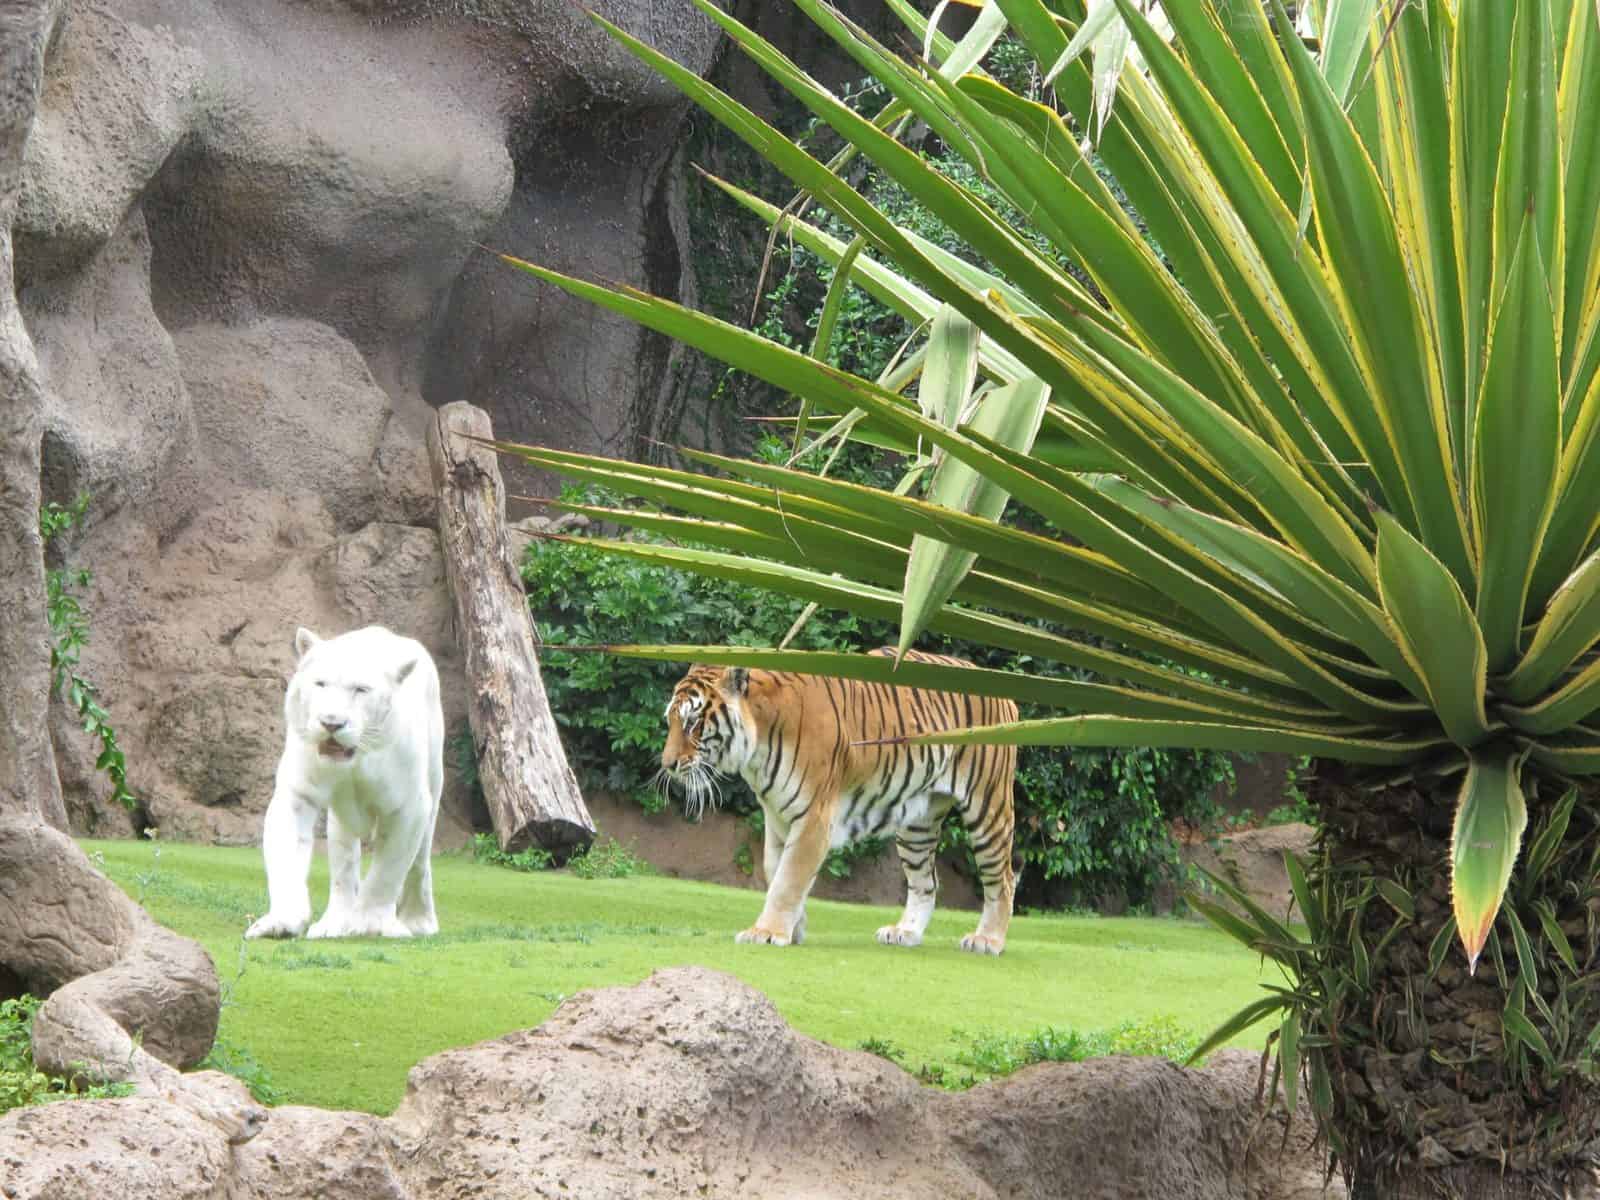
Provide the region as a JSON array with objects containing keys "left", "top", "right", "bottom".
[
  {"left": 876, "top": 797, "right": 953, "bottom": 948},
  {"left": 956, "top": 768, "right": 1016, "bottom": 956}
]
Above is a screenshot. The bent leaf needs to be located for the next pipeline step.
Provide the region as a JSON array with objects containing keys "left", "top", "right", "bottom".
[
  {"left": 1375, "top": 509, "right": 1492, "bottom": 747},
  {"left": 901, "top": 376, "right": 1049, "bottom": 656},
  {"left": 1451, "top": 747, "right": 1531, "bottom": 974}
]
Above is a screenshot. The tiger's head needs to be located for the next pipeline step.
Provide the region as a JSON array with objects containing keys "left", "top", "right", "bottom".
[{"left": 659, "top": 665, "right": 753, "bottom": 819}]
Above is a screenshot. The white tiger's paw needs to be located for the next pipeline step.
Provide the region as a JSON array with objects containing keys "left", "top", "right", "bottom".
[
  {"left": 401, "top": 911, "right": 439, "bottom": 937},
  {"left": 876, "top": 924, "right": 923, "bottom": 948},
  {"left": 305, "top": 912, "right": 353, "bottom": 940},
  {"left": 959, "top": 933, "right": 1005, "bottom": 956},
  {"left": 245, "top": 909, "right": 310, "bottom": 940},
  {"left": 735, "top": 925, "right": 793, "bottom": 947},
  {"left": 308, "top": 909, "right": 412, "bottom": 939}
]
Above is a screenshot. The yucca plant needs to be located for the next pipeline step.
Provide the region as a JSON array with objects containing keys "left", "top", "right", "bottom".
[{"left": 497, "top": 1, "right": 1600, "bottom": 1193}]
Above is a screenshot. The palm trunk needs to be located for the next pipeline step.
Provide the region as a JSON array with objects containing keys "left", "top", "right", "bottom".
[{"left": 1311, "top": 761, "right": 1600, "bottom": 1199}]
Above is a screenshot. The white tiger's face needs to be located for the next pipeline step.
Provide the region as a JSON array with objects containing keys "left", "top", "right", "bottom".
[
  {"left": 659, "top": 667, "right": 752, "bottom": 818},
  {"left": 286, "top": 627, "right": 417, "bottom": 764}
]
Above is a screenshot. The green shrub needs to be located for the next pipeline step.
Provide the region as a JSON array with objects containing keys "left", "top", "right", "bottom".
[
  {"left": 566, "top": 837, "right": 653, "bottom": 880},
  {"left": 950, "top": 1016, "right": 1203, "bottom": 1084},
  {"left": 470, "top": 832, "right": 555, "bottom": 873},
  {"left": 863, "top": 1016, "right": 1204, "bottom": 1091},
  {"left": 0, "top": 994, "right": 133, "bottom": 1116}
]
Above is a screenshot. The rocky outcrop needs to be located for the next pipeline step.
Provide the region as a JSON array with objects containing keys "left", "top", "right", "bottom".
[
  {"left": 1186, "top": 823, "right": 1318, "bottom": 924},
  {"left": 15, "top": 0, "right": 733, "bottom": 840},
  {"left": 0, "top": 816, "right": 267, "bottom": 1149},
  {"left": 0, "top": 966, "right": 1339, "bottom": 1200}
]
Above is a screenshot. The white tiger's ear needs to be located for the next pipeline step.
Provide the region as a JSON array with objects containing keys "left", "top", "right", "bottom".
[
  {"left": 294, "top": 627, "right": 321, "bottom": 659},
  {"left": 722, "top": 667, "right": 749, "bottom": 697}
]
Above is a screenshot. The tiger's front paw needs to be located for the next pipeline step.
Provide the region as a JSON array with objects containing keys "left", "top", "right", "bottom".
[
  {"left": 876, "top": 924, "right": 923, "bottom": 948},
  {"left": 959, "top": 932, "right": 1005, "bottom": 956},
  {"left": 735, "top": 925, "right": 793, "bottom": 946}
]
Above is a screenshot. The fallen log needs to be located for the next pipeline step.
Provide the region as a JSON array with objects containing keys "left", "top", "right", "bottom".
[{"left": 426, "top": 402, "right": 593, "bottom": 855}]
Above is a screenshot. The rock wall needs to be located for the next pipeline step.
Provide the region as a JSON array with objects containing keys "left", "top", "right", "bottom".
[{"left": 17, "top": 0, "right": 732, "bottom": 842}]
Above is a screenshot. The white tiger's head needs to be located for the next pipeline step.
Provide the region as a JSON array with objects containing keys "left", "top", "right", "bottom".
[
  {"left": 659, "top": 665, "right": 754, "bottom": 819},
  {"left": 285, "top": 626, "right": 419, "bottom": 764}
]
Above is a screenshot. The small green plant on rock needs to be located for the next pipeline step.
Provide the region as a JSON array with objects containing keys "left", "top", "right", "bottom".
[
  {"left": 0, "top": 995, "right": 133, "bottom": 1116},
  {"left": 40, "top": 493, "right": 137, "bottom": 815}
]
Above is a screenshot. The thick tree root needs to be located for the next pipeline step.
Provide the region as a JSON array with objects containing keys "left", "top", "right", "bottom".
[{"left": 0, "top": 817, "right": 266, "bottom": 1143}]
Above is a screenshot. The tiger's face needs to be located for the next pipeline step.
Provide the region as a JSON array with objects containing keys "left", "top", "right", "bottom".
[{"left": 660, "top": 666, "right": 751, "bottom": 818}]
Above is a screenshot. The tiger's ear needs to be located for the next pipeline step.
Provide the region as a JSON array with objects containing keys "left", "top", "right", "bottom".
[{"left": 721, "top": 667, "right": 749, "bottom": 697}]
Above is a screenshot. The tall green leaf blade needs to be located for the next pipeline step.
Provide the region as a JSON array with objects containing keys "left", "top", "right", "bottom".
[
  {"left": 1373, "top": 3, "right": 1466, "bottom": 459},
  {"left": 998, "top": 0, "right": 1373, "bottom": 525},
  {"left": 901, "top": 376, "right": 1049, "bottom": 656},
  {"left": 557, "top": 535, "right": 1325, "bottom": 716},
  {"left": 920, "top": 305, "right": 981, "bottom": 428},
  {"left": 1320, "top": 0, "right": 1381, "bottom": 103},
  {"left": 579, "top": 644, "right": 1334, "bottom": 727},
  {"left": 1274, "top": 0, "right": 1471, "bottom": 589},
  {"left": 1089, "top": 477, "right": 1423, "bottom": 701},
  {"left": 588, "top": 2, "right": 1090, "bottom": 403},
  {"left": 796, "top": 236, "right": 867, "bottom": 448},
  {"left": 1559, "top": 2, "right": 1600, "bottom": 377},
  {"left": 1374, "top": 510, "right": 1492, "bottom": 747},
  {"left": 1051, "top": 317, "right": 1378, "bottom": 596},
  {"left": 1523, "top": 731, "right": 1600, "bottom": 774},
  {"left": 704, "top": 174, "right": 1038, "bottom": 387},
  {"left": 1491, "top": 0, "right": 1563, "bottom": 357},
  {"left": 1157, "top": 1, "right": 1300, "bottom": 208},
  {"left": 896, "top": 713, "right": 1443, "bottom": 763},
  {"left": 1452, "top": 0, "right": 1516, "bottom": 434},
  {"left": 942, "top": 73, "right": 1262, "bottom": 428},
  {"left": 1472, "top": 222, "right": 1562, "bottom": 673},
  {"left": 1537, "top": 371, "right": 1600, "bottom": 607},
  {"left": 1279, "top": 1008, "right": 1302, "bottom": 1113},
  {"left": 1451, "top": 747, "right": 1531, "bottom": 973},
  {"left": 1108, "top": 0, "right": 1423, "bottom": 545},
  {"left": 1502, "top": 655, "right": 1600, "bottom": 736}
]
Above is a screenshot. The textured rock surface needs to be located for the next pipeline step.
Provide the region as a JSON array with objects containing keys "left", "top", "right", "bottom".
[
  {"left": 13, "top": 0, "right": 736, "bottom": 841},
  {"left": 0, "top": 817, "right": 266, "bottom": 1149},
  {"left": 0, "top": 967, "right": 1340, "bottom": 1200},
  {"left": 1186, "top": 823, "right": 1318, "bottom": 924}
]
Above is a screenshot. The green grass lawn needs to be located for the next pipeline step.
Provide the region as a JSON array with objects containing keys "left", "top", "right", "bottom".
[{"left": 83, "top": 838, "right": 1275, "bottom": 1115}]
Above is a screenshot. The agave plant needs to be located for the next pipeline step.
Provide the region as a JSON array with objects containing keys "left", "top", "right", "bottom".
[{"left": 498, "top": 0, "right": 1600, "bottom": 1192}]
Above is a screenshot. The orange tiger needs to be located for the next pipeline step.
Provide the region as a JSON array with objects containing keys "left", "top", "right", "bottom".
[{"left": 660, "top": 649, "right": 1018, "bottom": 954}]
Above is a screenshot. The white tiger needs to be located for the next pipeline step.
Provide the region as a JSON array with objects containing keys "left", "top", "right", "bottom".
[{"left": 245, "top": 625, "right": 444, "bottom": 940}]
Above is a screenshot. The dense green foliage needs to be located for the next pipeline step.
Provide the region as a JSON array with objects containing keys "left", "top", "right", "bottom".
[
  {"left": 525, "top": 496, "right": 1235, "bottom": 908},
  {"left": 0, "top": 994, "right": 132, "bottom": 1117},
  {"left": 82, "top": 838, "right": 1267, "bottom": 1114}
]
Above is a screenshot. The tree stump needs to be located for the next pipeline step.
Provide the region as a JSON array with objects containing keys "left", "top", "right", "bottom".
[{"left": 426, "top": 402, "right": 593, "bottom": 855}]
